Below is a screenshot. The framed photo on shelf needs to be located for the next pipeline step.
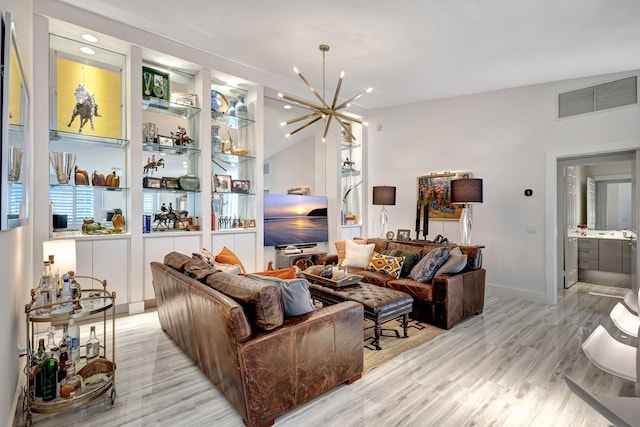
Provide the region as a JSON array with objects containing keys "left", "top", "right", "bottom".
[
  {"left": 161, "top": 177, "right": 180, "bottom": 190},
  {"left": 212, "top": 194, "right": 223, "bottom": 215},
  {"left": 244, "top": 219, "right": 256, "bottom": 228},
  {"left": 213, "top": 174, "right": 232, "bottom": 192},
  {"left": 142, "top": 66, "right": 169, "bottom": 100},
  {"left": 397, "top": 229, "right": 411, "bottom": 241},
  {"left": 157, "top": 135, "right": 173, "bottom": 146},
  {"left": 143, "top": 176, "right": 162, "bottom": 189},
  {"left": 232, "top": 180, "right": 251, "bottom": 194},
  {"left": 170, "top": 91, "right": 198, "bottom": 107}
]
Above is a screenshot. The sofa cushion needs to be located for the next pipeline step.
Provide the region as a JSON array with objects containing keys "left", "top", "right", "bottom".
[
  {"left": 358, "top": 268, "right": 394, "bottom": 288},
  {"left": 409, "top": 247, "right": 450, "bottom": 283},
  {"left": 386, "top": 242, "right": 423, "bottom": 256},
  {"left": 460, "top": 246, "right": 483, "bottom": 270},
  {"left": 366, "top": 251, "right": 404, "bottom": 279},
  {"left": 382, "top": 249, "right": 419, "bottom": 278},
  {"left": 192, "top": 248, "right": 216, "bottom": 266},
  {"left": 216, "top": 246, "right": 246, "bottom": 273},
  {"left": 164, "top": 251, "right": 192, "bottom": 271},
  {"left": 341, "top": 239, "right": 375, "bottom": 268},
  {"left": 245, "top": 274, "right": 315, "bottom": 317},
  {"left": 206, "top": 273, "right": 284, "bottom": 331},
  {"left": 183, "top": 258, "right": 220, "bottom": 282},
  {"left": 387, "top": 278, "right": 435, "bottom": 302},
  {"left": 435, "top": 247, "right": 468, "bottom": 276},
  {"left": 335, "top": 238, "right": 367, "bottom": 265}
]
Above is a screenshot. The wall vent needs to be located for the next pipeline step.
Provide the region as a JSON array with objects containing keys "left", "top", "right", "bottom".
[
  {"left": 558, "top": 76, "right": 637, "bottom": 119},
  {"left": 264, "top": 163, "right": 270, "bottom": 174}
]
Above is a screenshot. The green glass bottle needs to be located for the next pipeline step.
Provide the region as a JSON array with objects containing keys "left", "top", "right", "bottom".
[
  {"left": 34, "top": 338, "right": 46, "bottom": 398},
  {"left": 41, "top": 351, "right": 58, "bottom": 402}
]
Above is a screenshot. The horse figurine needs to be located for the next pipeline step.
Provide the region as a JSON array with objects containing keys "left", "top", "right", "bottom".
[
  {"left": 153, "top": 203, "right": 188, "bottom": 229},
  {"left": 143, "top": 155, "right": 165, "bottom": 175},
  {"left": 171, "top": 126, "right": 193, "bottom": 147},
  {"left": 67, "top": 84, "right": 101, "bottom": 133}
]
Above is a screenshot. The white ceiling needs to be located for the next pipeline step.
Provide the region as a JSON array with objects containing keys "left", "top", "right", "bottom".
[{"left": 54, "top": 0, "right": 640, "bottom": 109}]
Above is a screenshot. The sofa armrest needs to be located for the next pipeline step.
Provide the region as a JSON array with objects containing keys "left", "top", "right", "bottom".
[
  {"left": 237, "top": 301, "right": 364, "bottom": 426},
  {"left": 318, "top": 254, "right": 339, "bottom": 265},
  {"left": 432, "top": 269, "right": 486, "bottom": 329}
]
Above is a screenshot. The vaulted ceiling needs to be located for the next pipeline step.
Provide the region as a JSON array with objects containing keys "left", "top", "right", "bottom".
[{"left": 55, "top": 0, "right": 640, "bottom": 110}]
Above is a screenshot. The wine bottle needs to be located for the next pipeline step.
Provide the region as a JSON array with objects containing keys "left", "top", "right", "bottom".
[
  {"left": 34, "top": 338, "right": 45, "bottom": 398},
  {"left": 85, "top": 326, "right": 100, "bottom": 361},
  {"left": 58, "top": 340, "right": 68, "bottom": 382},
  {"left": 36, "top": 261, "right": 55, "bottom": 315}
]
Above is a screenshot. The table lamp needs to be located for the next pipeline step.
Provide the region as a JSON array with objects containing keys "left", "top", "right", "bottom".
[
  {"left": 373, "top": 186, "right": 396, "bottom": 238},
  {"left": 451, "top": 178, "right": 483, "bottom": 245}
]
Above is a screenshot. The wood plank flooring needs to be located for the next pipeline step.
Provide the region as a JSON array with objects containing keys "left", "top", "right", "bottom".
[{"left": 15, "top": 283, "right": 636, "bottom": 426}]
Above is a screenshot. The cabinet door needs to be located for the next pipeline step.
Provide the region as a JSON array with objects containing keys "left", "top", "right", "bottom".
[
  {"left": 234, "top": 233, "right": 256, "bottom": 272},
  {"left": 92, "top": 239, "right": 129, "bottom": 304},
  {"left": 144, "top": 237, "right": 174, "bottom": 300},
  {"left": 75, "top": 241, "right": 93, "bottom": 276},
  {"left": 173, "top": 235, "right": 201, "bottom": 255},
  {"left": 598, "top": 239, "right": 622, "bottom": 273},
  {"left": 622, "top": 240, "right": 632, "bottom": 274}
]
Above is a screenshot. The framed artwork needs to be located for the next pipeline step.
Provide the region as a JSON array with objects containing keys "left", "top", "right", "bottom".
[
  {"left": 244, "top": 219, "right": 256, "bottom": 228},
  {"left": 212, "top": 194, "right": 223, "bottom": 215},
  {"left": 232, "top": 179, "right": 251, "bottom": 194},
  {"left": 157, "top": 135, "right": 173, "bottom": 146},
  {"left": 53, "top": 52, "right": 123, "bottom": 139},
  {"left": 161, "top": 177, "right": 180, "bottom": 190},
  {"left": 170, "top": 91, "right": 198, "bottom": 107},
  {"left": 142, "top": 66, "right": 169, "bottom": 101},
  {"left": 214, "top": 174, "right": 232, "bottom": 192},
  {"left": 397, "top": 229, "right": 411, "bottom": 241},
  {"left": 417, "top": 172, "right": 470, "bottom": 221}
]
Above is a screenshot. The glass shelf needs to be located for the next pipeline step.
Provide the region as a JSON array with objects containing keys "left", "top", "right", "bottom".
[
  {"left": 341, "top": 141, "right": 362, "bottom": 149},
  {"left": 143, "top": 187, "right": 200, "bottom": 194},
  {"left": 142, "top": 141, "right": 201, "bottom": 156},
  {"left": 142, "top": 98, "right": 201, "bottom": 119},
  {"left": 212, "top": 151, "right": 255, "bottom": 163},
  {"left": 49, "top": 184, "right": 130, "bottom": 191},
  {"left": 212, "top": 191, "right": 255, "bottom": 196},
  {"left": 211, "top": 110, "right": 255, "bottom": 129},
  {"left": 49, "top": 129, "right": 129, "bottom": 148},
  {"left": 341, "top": 169, "right": 361, "bottom": 177}
]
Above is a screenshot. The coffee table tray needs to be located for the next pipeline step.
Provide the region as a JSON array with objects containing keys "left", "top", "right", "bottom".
[{"left": 302, "top": 272, "right": 363, "bottom": 288}]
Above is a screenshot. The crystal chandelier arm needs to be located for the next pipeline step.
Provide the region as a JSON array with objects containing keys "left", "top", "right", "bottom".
[
  {"left": 294, "top": 68, "right": 330, "bottom": 109},
  {"left": 334, "top": 88, "right": 372, "bottom": 111},
  {"left": 281, "top": 112, "right": 322, "bottom": 126},
  {"left": 287, "top": 115, "right": 324, "bottom": 137}
]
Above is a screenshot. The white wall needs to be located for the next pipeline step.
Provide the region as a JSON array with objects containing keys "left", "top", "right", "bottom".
[
  {"left": 264, "top": 135, "right": 315, "bottom": 194},
  {"left": 0, "top": 1, "right": 33, "bottom": 425},
  {"left": 367, "top": 70, "right": 640, "bottom": 302}
]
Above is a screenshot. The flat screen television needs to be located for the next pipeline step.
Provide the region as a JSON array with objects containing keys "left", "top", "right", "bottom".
[{"left": 263, "top": 193, "right": 329, "bottom": 248}]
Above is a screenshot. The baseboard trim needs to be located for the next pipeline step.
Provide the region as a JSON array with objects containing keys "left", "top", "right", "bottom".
[
  {"left": 128, "top": 301, "right": 145, "bottom": 315},
  {"left": 8, "top": 376, "right": 24, "bottom": 427},
  {"left": 486, "top": 283, "right": 551, "bottom": 304}
]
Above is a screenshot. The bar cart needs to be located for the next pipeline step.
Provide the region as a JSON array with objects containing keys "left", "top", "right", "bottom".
[{"left": 23, "top": 275, "right": 116, "bottom": 426}]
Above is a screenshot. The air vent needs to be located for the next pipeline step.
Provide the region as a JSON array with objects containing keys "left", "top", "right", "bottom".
[
  {"left": 264, "top": 163, "right": 269, "bottom": 174},
  {"left": 558, "top": 76, "right": 637, "bottom": 119}
]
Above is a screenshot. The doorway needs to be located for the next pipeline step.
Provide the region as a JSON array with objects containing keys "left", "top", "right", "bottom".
[{"left": 558, "top": 151, "right": 637, "bottom": 291}]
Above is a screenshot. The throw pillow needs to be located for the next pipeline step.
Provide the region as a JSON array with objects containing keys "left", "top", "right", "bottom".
[
  {"left": 382, "top": 249, "right": 419, "bottom": 278},
  {"left": 215, "top": 246, "right": 246, "bottom": 273},
  {"left": 192, "top": 248, "right": 216, "bottom": 266},
  {"left": 246, "top": 274, "right": 315, "bottom": 317},
  {"left": 341, "top": 239, "right": 375, "bottom": 268},
  {"left": 435, "top": 247, "right": 468, "bottom": 276},
  {"left": 335, "top": 238, "right": 367, "bottom": 265},
  {"left": 366, "top": 252, "right": 404, "bottom": 279},
  {"left": 251, "top": 267, "right": 297, "bottom": 280},
  {"left": 409, "top": 247, "right": 450, "bottom": 283},
  {"left": 213, "top": 262, "right": 242, "bottom": 275}
]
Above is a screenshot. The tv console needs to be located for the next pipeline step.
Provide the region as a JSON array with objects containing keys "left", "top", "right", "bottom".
[{"left": 275, "top": 248, "right": 327, "bottom": 269}]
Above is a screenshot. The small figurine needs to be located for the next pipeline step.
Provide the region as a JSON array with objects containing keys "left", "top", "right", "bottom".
[
  {"left": 171, "top": 126, "right": 193, "bottom": 146},
  {"left": 67, "top": 84, "right": 101, "bottom": 133},
  {"left": 143, "top": 155, "right": 165, "bottom": 175}
]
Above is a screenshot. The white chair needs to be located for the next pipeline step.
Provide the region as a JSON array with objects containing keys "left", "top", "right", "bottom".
[
  {"left": 610, "top": 302, "right": 640, "bottom": 338},
  {"left": 564, "top": 375, "right": 640, "bottom": 427},
  {"left": 581, "top": 325, "right": 637, "bottom": 383},
  {"left": 623, "top": 289, "right": 639, "bottom": 315}
]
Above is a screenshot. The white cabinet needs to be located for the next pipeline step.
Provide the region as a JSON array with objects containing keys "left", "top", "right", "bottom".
[
  {"left": 75, "top": 238, "right": 129, "bottom": 308},
  {"left": 143, "top": 234, "right": 202, "bottom": 300},
  {"left": 211, "top": 232, "right": 256, "bottom": 272}
]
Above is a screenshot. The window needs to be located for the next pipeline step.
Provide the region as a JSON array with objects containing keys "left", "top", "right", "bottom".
[
  {"left": 9, "top": 184, "right": 22, "bottom": 216},
  {"left": 49, "top": 186, "right": 94, "bottom": 227}
]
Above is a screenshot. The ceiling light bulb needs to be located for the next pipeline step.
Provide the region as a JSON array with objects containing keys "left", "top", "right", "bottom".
[
  {"left": 293, "top": 66, "right": 299, "bottom": 74},
  {"left": 283, "top": 105, "right": 292, "bottom": 110},
  {"left": 79, "top": 46, "right": 95, "bottom": 55},
  {"left": 280, "top": 122, "right": 286, "bottom": 126},
  {"left": 366, "top": 88, "right": 373, "bottom": 93},
  {"left": 322, "top": 137, "right": 326, "bottom": 142},
  {"left": 346, "top": 103, "right": 351, "bottom": 107},
  {"left": 285, "top": 133, "right": 291, "bottom": 138},
  {"left": 340, "top": 71, "right": 345, "bottom": 78},
  {"left": 81, "top": 33, "right": 99, "bottom": 43},
  {"left": 277, "top": 93, "right": 284, "bottom": 98},
  {"left": 363, "top": 122, "right": 369, "bottom": 126}
]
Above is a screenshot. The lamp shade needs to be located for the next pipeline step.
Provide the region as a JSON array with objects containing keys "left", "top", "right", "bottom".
[
  {"left": 451, "top": 178, "right": 483, "bottom": 204},
  {"left": 372, "top": 186, "right": 396, "bottom": 206}
]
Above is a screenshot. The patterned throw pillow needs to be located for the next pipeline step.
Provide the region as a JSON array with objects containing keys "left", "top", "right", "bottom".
[
  {"left": 409, "top": 247, "right": 450, "bottom": 283},
  {"left": 192, "top": 248, "right": 216, "bottom": 266},
  {"left": 366, "top": 252, "right": 405, "bottom": 279},
  {"left": 382, "top": 249, "right": 419, "bottom": 278}
]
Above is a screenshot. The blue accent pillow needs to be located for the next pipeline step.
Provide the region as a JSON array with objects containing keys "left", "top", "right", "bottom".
[
  {"left": 408, "top": 247, "right": 450, "bottom": 283},
  {"left": 245, "top": 274, "right": 315, "bottom": 317}
]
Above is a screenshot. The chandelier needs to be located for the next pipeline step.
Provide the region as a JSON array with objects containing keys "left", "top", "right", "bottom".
[{"left": 278, "top": 44, "right": 371, "bottom": 142}]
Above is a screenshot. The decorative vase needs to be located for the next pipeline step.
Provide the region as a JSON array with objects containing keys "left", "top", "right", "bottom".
[
  {"left": 227, "top": 98, "right": 237, "bottom": 117},
  {"left": 210, "top": 90, "right": 219, "bottom": 111},
  {"left": 235, "top": 95, "right": 248, "bottom": 118},
  {"left": 211, "top": 125, "right": 222, "bottom": 152},
  {"left": 50, "top": 152, "right": 76, "bottom": 184},
  {"left": 112, "top": 209, "right": 125, "bottom": 229}
]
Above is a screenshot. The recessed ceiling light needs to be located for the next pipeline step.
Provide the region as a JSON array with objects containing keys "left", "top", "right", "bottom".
[
  {"left": 80, "top": 46, "right": 95, "bottom": 55},
  {"left": 283, "top": 105, "right": 292, "bottom": 110},
  {"left": 81, "top": 33, "right": 99, "bottom": 43}
]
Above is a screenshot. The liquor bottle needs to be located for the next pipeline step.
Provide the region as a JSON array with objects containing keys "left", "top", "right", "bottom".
[
  {"left": 41, "top": 351, "right": 58, "bottom": 402},
  {"left": 47, "top": 254, "right": 60, "bottom": 297},
  {"left": 58, "top": 340, "right": 69, "bottom": 382},
  {"left": 60, "top": 360, "right": 83, "bottom": 399},
  {"left": 36, "top": 261, "right": 55, "bottom": 315},
  {"left": 85, "top": 326, "right": 100, "bottom": 360},
  {"left": 45, "top": 326, "right": 57, "bottom": 355},
  {"left": 34, "top": 338, "right": 46, "bottom": 398},
  {"left": 67, "top": 319, "right": 80, "bottom": 362},
  {"left": 60, "top": 273, "right": 72, "bottom": 307}
]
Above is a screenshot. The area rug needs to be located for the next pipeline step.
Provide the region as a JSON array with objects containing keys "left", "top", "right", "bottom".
[{"left": 362, "top": 318, "right": 446, "bottom": 374}]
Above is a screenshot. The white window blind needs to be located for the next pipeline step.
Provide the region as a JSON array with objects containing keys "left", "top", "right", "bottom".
[
  {"left": 9, "top": 184, "right": 22, "bottom": 216},
  {"left": 49, "top": 186, "right": 94, "bottom": 226},
  {"left": 143, "top": 192, "right": 156, "bottom": 215}
]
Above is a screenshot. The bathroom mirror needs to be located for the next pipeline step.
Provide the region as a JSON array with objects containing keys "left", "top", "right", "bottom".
[
  {"left": 1, "top": 11, "right": 30, "bottom": 229},
  {"left": 586, "top": 175, "right": 632, "bottom": 231}
]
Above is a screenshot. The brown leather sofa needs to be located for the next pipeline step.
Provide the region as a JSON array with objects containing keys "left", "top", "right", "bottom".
[
  {"left": 327, "top": 239, "right": 486, "bottom": 330},
  {"left": 151, "top": 252, "right": 364, "bottom": 427}
]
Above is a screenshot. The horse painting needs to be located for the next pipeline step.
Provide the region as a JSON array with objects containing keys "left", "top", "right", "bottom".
[{"left": 67, "top": 84, "right": 101, "bottom": 133}]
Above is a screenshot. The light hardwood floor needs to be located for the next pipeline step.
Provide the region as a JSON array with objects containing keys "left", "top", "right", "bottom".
[{"left": 15, "top": 283, "right": 636, "bottom": 427}]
